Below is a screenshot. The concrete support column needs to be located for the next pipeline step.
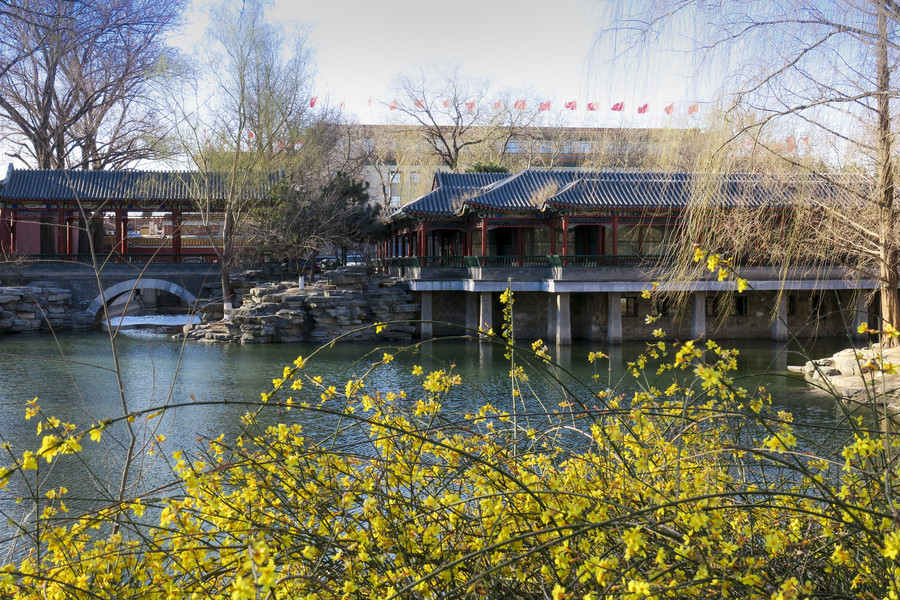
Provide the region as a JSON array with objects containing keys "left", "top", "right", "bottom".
[
  {"left": 853, "top": 292, "right": 868, "bottom": 340},
  {"left": 546, "top": 295, "right": 557, "bottom": 342},
  {"left": 608, "top": 292, "right": 622, "bottom": 345},
  {"left": 772, "top": 294, "right": 789, "bottom": 341},
  {"left": 692, "top": 291, "right": 706, "bottom": 339},
  {"left": 465, "top": 292, "right": 479, "bottom": 333},
  {"left": 555, "top": 292, "right": 571, "bottom": 345},
  {"left": 479, "top": 292, "right": 492, "bottom": 338},
  {"left": 419, "top": 291, "right": 433, "bottom": 339}
]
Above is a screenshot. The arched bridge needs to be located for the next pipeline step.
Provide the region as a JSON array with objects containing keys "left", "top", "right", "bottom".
[{"left": 0, "top": 261, "right": 222, "bottom": 318}]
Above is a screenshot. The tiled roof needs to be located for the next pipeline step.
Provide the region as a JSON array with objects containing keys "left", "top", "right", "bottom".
[
  {"left": 433, "top": 171, "right": 509, "bottom": 189},
  {"left": 0, "top": 166, "right": 276, "bottom": 206},
  {"left": 462, "top": 170, "right": 580, "bottom": 212},
  {"left": 394, "top": 170, "right": 858, "bottom": 219}
]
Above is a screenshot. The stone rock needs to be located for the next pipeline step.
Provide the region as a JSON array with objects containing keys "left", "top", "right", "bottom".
[{"left": 799, "top": 344, "right": 900, "bottom": 415}]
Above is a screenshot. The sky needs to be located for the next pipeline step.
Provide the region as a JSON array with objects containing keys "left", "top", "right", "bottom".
[{"left": 174, "top": 0, "right": 707, "bottom": 128}]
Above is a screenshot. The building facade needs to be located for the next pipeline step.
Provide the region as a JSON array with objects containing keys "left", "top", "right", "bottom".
[{"left": 383, "top": 170, "right": 873, "bottom": 344}]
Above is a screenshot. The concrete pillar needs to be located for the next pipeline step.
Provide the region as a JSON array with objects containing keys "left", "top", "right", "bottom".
[
  {"left": 546, "top": 295, "right": 558, "bottom": 342},
  {"left": 479, "top": 292, "right": 492, "bottom": 338},
  {"left": 607, "top": 292, "right": 622, "bottom": 345},
  {"left": 465, "top": 292, "right": 479, "bottom": 333},
  {"left": 555, "top": 293, "right": 572, "bottom": 345},
  {"left": 772, "top": 293, "right": 789, "bottom": 341},
  {"left": 420, "top": 291, "right": 433, "bottom": 339},
  {"left": 852, "top": 292, "right": 869, "bottom": 339},
  {"left": 692, "top": 291, "right": 706, "bottom": 339}
]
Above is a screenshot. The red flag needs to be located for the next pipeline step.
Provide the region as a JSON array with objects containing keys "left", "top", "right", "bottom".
[
  {"left": 611, "top": 102, "right": 624, "bottom": 111},
  {"left": 514, "top": 99, "right": 526, "bottom": 111},
  {"left": 248, "top": 130, "right": 255, "bottom": 140},
  {"left": 785, "top": 135, "right": 796, "bottom": 152},
  {"left": 466, "top": 101, "right": 476, "bottom": 112},
  {"left": 801, "top": 136, "right": 810, "bottom": 145},
  {"left": 415, "top": 99, "right": 424, "bottom": 109},
  {"left": 688, "top": 103, "right": 699, "bottom": 114},
  {"left": 637, "top": 103, "right": 648, "bottom": 114},
  {"left": 367, "top": 97, "right": 373, "bottom": 106},
  {"left": 587, "top": 102, "right": 598, "bottom": 111},
  {"left": 664, "top": 103, "right": 674, "bottom": 115},
  {"left": 339, "top": 100, "right": 345, "bottom": 108},
  {"left": 565, "top": 100, "right": 577, "bottom": 110},
  {"left": 309, "top": 97, "right": 317, "bottom": 108},
  {"left": 493, "top": 100, "right": 501, "bottom": 110},
  {"left": 389, "top": 99, "right": 398, "bottom": 111},
  {"left": 442, "top": 99, "right": 449, "bottom": 108},
  {"left": 539, "top": 100, "right": 551, "bottom": 111}
]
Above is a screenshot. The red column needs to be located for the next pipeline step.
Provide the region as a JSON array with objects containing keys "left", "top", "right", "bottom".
[
  {"left": 172, "top": 207, "right": 182, "bottom": 263},
  {"left": 121, "top": 212, "right": 129, "bottom": 259},
  {"left": 419, "top": 222, "right": 427, "bottom": 257},
  {"left": 480, "top": 218, "right": 488, "bottom": 256},
  {"left": 56, "top": 208, "right": 66, "bottom": 257},
  {"left": 612, "top": 215, "right": 619, "bottom": 255},
  {"left": 0, "top": 207, "right": 8, "bottom": 253},
  {"left": 561, "top": 216, "right": 569, "bottom": 256}
]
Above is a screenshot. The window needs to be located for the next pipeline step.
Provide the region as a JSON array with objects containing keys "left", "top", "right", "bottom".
[
  {"left": 621, "top": 296, "right": 638, "bottom": 317},
  {"left": 410, "top": 172, "right": 420, "bottom": 183},
  {"left": 706, "top": 296, "right": 718, "bottom": 317},
  {"left": 653, "top": 297, "right": 671, "bottom": 318},
  {"left": 788, "top": 295, "right": 797, "bottom": 316},
  {"left": 732, "top": 296, "right": 749, "bottom": 317},
  {"left": 390, "top": 194, "right": 401, "bottom": 207},
  {"left": 809, "top": 294, "right": 827, "bottom": 319},
  {"left": 506, "top": 141, "right": 521, "bottom": 153}
]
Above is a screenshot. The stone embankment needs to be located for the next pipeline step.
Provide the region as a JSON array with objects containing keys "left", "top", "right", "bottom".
[
  {"left": 790, "top": 345, "right": 900, "bottom": 414},
  {"left": 180, "top": 267, "right": 420, "bottom": 344},
  {"left": 0, "top": 283, "right": 86, "bottom": 333}
]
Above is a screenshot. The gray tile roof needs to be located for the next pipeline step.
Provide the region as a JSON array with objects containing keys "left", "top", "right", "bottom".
[
  {"left": 0, "top": 166, "right": 276, "bottom": 206},
  {"left": 394, "top": 170, "right": 858, "bottom": 219}
]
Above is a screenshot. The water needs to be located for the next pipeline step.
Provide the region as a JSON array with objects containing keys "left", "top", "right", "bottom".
[{"left": 0, "top": 328, "right": 864, "bottom": 546}]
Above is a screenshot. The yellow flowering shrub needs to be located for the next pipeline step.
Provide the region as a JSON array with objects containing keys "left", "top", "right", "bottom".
[{"left": 0, "top": 280, "right": 899, "bottom": 599}]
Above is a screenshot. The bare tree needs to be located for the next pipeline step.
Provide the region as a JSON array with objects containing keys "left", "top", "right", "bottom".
[
  {"left": 605, "top": 0, "right": 900, "bottom": 345},
  {"left": 0, "top": 0, "right": 185, "bottom": 170},
  {"left": 391, "top": 64, "right": 544, "bottom": 172},
  {"left": 166, "top": 0, "right": 363, "bottom": 315}
]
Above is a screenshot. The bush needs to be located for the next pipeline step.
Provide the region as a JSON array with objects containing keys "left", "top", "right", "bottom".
[{"left": 1, "top": 285, "right": 900, "bottom": 599}]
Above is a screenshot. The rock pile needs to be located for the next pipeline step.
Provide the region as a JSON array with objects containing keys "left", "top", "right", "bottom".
[
  {"left": 0, "top": 283, "right": 77, "bottom": 333},
  {"left": 181, "top": 267, "right": 420, "bottom": 344},
  {"left": 790, "top": 345, "right": 900, "bottom": 414}
]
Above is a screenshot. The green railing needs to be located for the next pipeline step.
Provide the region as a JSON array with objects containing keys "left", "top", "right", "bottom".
[
  {"left": 27, "top": 252, "right": 219, "bottom": 264},
  {"left": 378, "top": 255, "right": 669, "bottom": 269}
]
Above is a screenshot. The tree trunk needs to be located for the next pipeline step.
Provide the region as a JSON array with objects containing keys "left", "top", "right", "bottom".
[{"left": 876, "top": 1, "right": 898, "bottom": 348}]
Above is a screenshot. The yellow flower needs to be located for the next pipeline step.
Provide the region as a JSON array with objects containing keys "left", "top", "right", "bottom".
[
  {"left": 552, "top": 583, "right": 566, "bottom": 600},
  {"left": 412, "top": 365, "right": 423, "bottom": 375}
]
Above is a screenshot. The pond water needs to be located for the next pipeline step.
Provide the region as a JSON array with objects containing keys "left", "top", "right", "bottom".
[{"left": 0, "top": 326, "right": 866, "bottom": 546}]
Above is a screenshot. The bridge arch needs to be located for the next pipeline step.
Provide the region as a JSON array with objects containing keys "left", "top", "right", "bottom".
[{"left": 86, "top": 278, "right": 198, "bottom": 320}]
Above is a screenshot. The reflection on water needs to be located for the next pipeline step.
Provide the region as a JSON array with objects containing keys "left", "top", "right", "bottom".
[{"left": 0, "top": 329, "right": 873, "bottom": 542}]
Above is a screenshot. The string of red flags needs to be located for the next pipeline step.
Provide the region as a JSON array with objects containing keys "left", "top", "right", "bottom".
[{"left": 306, "top": 94, "right": 723, "bottom": 117}]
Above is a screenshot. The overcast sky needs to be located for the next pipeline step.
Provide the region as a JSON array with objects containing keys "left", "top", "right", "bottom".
[{"left": 175, "top": 0, "right": 707, "bottom": 127}]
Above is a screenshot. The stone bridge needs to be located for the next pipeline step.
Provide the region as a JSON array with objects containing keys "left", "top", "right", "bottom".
[{"left": 0, "top": 261, "right": 223, "bottom": 321}]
